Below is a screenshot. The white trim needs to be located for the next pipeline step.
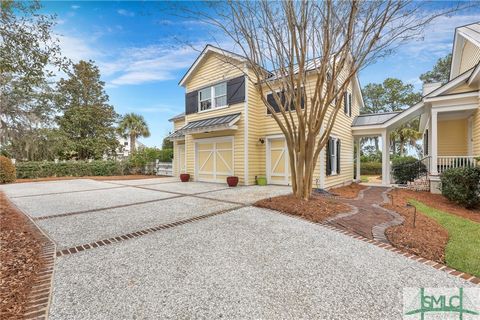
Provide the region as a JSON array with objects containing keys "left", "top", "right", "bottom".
[
  {"left": 179, "top": 45, "right": 246, "bottom": 87},
  {"left": 424, "top": 91, "right": 478, "bottom": 103},
  {"left": 243, "top": 72, "right": 249, "bottom": 185},
  {"left": 425, "top": 69, "right": 474, "bottom": 98},
  {"left": 381, "top": 130, "right": 390, "bottom": 185},
  {"left": 432, "top": 104, "right": 478, "bottom": 113},
  {"left": 431, "top": 110, "right": 438, "bottom": 175},
  {"left": 194, "top": 136, "right": 234, "bottom": 183}
]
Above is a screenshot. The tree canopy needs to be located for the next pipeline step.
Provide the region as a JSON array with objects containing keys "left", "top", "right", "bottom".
[
  {"left": 117, "top": 113, "right": 150, "bottom": 152},
  {"left": 419, "top": 54, "right": 452, "bottom": 84},
  {"left": 56, "top": 61, "right": 119, "bottom": 160}
]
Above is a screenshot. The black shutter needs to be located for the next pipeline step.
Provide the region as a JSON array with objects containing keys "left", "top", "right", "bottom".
[
  {"left": 185, "top": 91, "right": 198, "bottom": 115},
  {"left": 266, "top": 92, "right": 281, "bottom": 114},
  {"left": 326, "top": 138, "right": 332, "bottom": 176},
  {"left": 227, "top": 76, "right": 245, "bottom": 105},
  {"left": 348, "top": 93, "right": 352, "bottom": 117},
  {"left": 343, "top": 92, "right": 348, "bottom": 114},
  {"left": 336, "top": 139, "right": 341, "bottom": 174},
  {"left": 424, "top": 130, "right": 429, "bottom": 156}
]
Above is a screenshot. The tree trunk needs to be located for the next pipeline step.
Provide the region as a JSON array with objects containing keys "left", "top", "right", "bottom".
[
  {"left": 130, "top": 134, "right": 136, "bottom": 153},
  {"left": 288, "top": 134, "right": 317, "bottom": 201},
  {"left": 399, "top": 141, "right": 405, "bottom": 157},
  {"left": 374, "top": 137, "right": 379, "bottom": 151}
]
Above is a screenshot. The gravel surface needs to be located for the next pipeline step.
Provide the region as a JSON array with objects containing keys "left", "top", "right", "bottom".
[
  {"left": 0, "top": 179, "right": 118, "bottom": 198},
  {"left": 49, "top": 207, "right": 473, "bottom": 320},
  {"left": 200, "top": 185, "right": 292, "bottom": 204},
  {"left": 10, "top": 187, "right": 175, "bottom": 218},
  {"left": 102, "top": 177, "right": 178, "bottom": 186},
  {"left": 38, "top": 196, "right": 239, "bottom": 250},
  {"left": 142, "top": 181, "right": 230, "bottom": 194}
]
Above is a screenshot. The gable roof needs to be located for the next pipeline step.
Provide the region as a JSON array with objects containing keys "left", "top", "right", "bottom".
[
  {"left": 450, "top": 22, "right": 480, "bottom": 79},
  {"left": 178, "top": 45, "right": 247, "bottom": 87},
  {"left": 168, "top": 112, "right": 185, "bottom": 122}
]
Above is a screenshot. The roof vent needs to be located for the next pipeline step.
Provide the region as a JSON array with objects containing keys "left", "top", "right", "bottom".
[{"left": 422, "top": 82, "right": 442, "bottom": 96}]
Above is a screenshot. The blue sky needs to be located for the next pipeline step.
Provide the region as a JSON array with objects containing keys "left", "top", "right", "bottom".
[{"left": 41, "top": 1, "right": 480, "bottom": 147}]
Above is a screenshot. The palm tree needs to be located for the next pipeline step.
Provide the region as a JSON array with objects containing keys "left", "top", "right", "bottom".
[
  {"left": 390, "top": 119, "right": 422, "bottom": 157},
  {"left": 117, "top": 113, "right": 150, "bottom": 152}
]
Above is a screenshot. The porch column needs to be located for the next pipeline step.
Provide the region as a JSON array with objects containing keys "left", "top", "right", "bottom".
[
  {"left": 431, "top": 110, "right": 438, "bottom": 175},
  {"left": 355, "top": 138, "right": 361, "bottom": 182},
  {"left": 381, "top": 130, "right": 390, "bottom": 185}
]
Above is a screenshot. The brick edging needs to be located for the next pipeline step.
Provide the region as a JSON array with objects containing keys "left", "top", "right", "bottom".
[
  {"left": 6, "top": 199, "right": 57, "bottom": 320},
  {"left": 260, "top": 207, "right": 480, "bottom": 286},
  {"left": 56, "top": 205, "right": 244, "bottom": 257}
]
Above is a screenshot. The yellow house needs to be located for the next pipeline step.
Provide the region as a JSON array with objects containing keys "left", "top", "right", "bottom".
[
  {"left": 351, "top": 22, "right": 480, "bottom": 193},
  {"left": 168, "top": 45, "right": 364, "bottom": 189}
]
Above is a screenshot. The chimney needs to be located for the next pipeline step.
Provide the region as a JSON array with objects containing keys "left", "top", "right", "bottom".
[{"left": 422, "top": 82, "right": 442, "bottom": 96}]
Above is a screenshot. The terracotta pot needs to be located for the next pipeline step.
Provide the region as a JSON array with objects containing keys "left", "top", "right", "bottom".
[
  {"left": 180, "top": 173, "right": 190, "bottom": 182},
  {"left": 226, "top": 176, "right": 239, "bottom": 187}
]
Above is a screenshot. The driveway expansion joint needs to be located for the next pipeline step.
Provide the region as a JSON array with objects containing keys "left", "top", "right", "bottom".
[{"left": 55, "top": 205, "right": 245, "bottom": 257}]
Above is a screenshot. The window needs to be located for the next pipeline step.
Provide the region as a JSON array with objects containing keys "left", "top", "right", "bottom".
[
  {"left": 330, "top": 137, "right": 338, "bottom": 175},
  {"left": 344, "top": 92, "right": 352, "bottom": 116},
  {"left": 124, "top": 141, "right": 128, "bottom": 146},
  {"left": 198, "top": 82, "right": 227, "bottom": 111}
]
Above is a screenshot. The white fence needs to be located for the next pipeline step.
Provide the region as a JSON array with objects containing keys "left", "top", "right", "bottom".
[
  {"left": 437, "top": 156, "right": 479, "bottom": 174},
  {"left": 154, "top": 161, "right": 173, "bottom": 176}
]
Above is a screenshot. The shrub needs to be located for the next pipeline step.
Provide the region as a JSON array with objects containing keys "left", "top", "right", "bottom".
[
  {"left": 391, "top": 156, "right": 426, "bottom": 184},
  {"left": 440, "top": 167, "right": 480, "bottom": 209},
  {"left": 15, "top": 160, "right": 130, "bottom": 179},
  {"left": 0, "top": 156, "right": 16, "bottom": 183},
  {"left": 360, "top": 162, "right": 382, "bottom": 175},
  {"left": 128, "top": 148, "right": 172, "bottom": 174}
]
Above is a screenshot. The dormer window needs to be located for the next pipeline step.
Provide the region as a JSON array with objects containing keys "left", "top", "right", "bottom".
[{"left": 198, "top": 82, "right": 227, "bottom": 111}]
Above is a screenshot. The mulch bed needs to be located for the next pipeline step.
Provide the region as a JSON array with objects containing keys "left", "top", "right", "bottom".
[
  {"left": 0, "top": 192, "right": 45, "bottom": 318},
  {"left": 383, "top": 194, "right": 449, "bottom": 264},
  {"left": 255, "top": 194, "right": 350, "bottom": 223},
  {"left": 15, "top": 174, "right": 164, "bottom": 184},
  {"left": 330, "top": 183, "right": 367, "bottom": 199},
  {"left": 388, "top": 188, "right": 480, "bottom": 223}
]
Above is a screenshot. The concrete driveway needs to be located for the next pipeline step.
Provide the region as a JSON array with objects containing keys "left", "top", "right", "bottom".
[{"left": 1, "top": 178, "right": 475, "bottom": 319}]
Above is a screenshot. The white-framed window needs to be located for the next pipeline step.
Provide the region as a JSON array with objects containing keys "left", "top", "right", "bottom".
[
  {"left": 198, "top": 82, "right": 227, "bottom": 111},
  {"left": 344, "top": 91, "right": 352, "bottom": 116}
]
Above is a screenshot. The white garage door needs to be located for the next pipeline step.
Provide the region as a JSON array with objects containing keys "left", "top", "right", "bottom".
[
  {"left": 267, "top": 136, "right": 290, "bottom": 185},
  {"left": 195, "top": 137, "right": 234, "bottom": 183}
]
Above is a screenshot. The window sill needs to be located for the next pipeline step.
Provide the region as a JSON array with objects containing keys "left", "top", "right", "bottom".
[{"left": 198, "top": 105, "right": 229, "bottom": 114}]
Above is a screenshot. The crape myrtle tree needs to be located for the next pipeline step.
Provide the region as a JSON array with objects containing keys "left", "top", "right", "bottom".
[{"left": 189, "top": 1, "right": 462, "bottom": 200}]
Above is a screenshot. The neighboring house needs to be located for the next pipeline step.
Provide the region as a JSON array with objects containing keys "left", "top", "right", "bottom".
[
  {"left": 352, "top": 22, "right": 480, "bottom": 193},
  {"left": 116, "top": 136, "right": 145, "bottom": 158},
  {"left": 168, "top": 45, "right": 364, "bottom": 188}
]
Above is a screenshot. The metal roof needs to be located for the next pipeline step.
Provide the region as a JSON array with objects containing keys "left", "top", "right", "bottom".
[
  {"left": 167, "top": 129, "right": 185, "bottom": 140},
  {"left": 352, "top": 112, "right": 401, "bottom": 127},
  {"left": 182, "top": 113, "right": 241, "bottom": 132},
  {"left": 168, "top": 112, "right": 185, "bottom": 122}
]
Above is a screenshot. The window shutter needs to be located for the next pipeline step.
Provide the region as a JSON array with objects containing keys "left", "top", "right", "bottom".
[
  {"left": 326, "top": 138, "right": 332, "bottom": 176},
  {"left": 348, "top": 93, "right": 352, "bottom": 117},
  {"left": 185, "top": 91, "right": 198, "bottom": 115},
  {"left": 266, "top": 92, "right": 282, "bottom": 114},
  {"left": 343, "top": 92, "right": 348, "bottom": 114},
  {"left": 227, "top": 76, "right": 245, "bottom": 105},
  {"left": 424, "top": 130, "right": 429, "bottom": 156},
  {"left": 336, "top": 139, "right": 341, "bottom": 174}
]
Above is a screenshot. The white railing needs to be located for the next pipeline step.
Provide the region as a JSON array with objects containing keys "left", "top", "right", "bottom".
[{"left": 437, "top": 156, "right": 479, "bottom": 174}]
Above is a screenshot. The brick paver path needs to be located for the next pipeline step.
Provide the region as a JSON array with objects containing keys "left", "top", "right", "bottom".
[{"left": 328, "top": 186, "right": 402, "bottom": 241}]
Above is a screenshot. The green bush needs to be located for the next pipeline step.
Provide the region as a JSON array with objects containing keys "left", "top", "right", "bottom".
[
  {"left": 391, "top": 156, "right": 426, "bottom": 184},
  {"left": 440, "top": 167, "right": 480, "bottom": 209},
  {"left": 0, "top": 156, "right": 16, "bottom": 183},
  {"left": 128, "top": 148, "right": 172, "bottom": 174},
  {"left": 360, "top": 162, "right": 382, "bottom": 175},
  {"left": 15, "top": 160, "right": 130, "bottom": 179}
]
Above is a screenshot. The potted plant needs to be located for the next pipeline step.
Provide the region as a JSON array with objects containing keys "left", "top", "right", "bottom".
[
  {"left": 226, "top": 176, "right": 239, "bottom": 187},
  {"left": 180, "top": 173, "right": 190, "bottom": 182}
]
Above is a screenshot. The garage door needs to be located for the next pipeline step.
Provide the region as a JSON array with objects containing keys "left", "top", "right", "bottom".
[
  {"left": 267, "top": 137, "right": 290, "bottom": 185},
  {"left": 195, "top": 137, "right": 233, "bottom": 183}
]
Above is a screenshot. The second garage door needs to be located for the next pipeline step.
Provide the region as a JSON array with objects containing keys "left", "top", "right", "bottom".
[
  {"left": 195, "top": 137, "right": 234, "bottom": 183},
  {"left": 267, "top": 136, "right": 290, "bottom": 185}
]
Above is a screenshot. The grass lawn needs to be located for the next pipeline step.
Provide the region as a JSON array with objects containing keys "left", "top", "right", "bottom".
[
  {"left": 410, "top": 200, "right": 480, "bottom": 277},
  {"left": 360, "top": 175, "right": 369, "bottom": 183}
]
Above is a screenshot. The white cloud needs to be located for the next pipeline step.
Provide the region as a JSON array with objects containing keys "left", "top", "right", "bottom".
[
  {"left": 399, "top": 14, "right": 480, "bottom": 60},
  {"left": 106, "top": 45, "right": 199, "bottom": 86},
  {"left": 117, "top": 9, "right": 135, "bottom": 17},
  {"left": 71, "top": 5, "right": 80, "bottom": 10},
  {"left": 57, "top": 34, "right": 101, "bottom": 62}
]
